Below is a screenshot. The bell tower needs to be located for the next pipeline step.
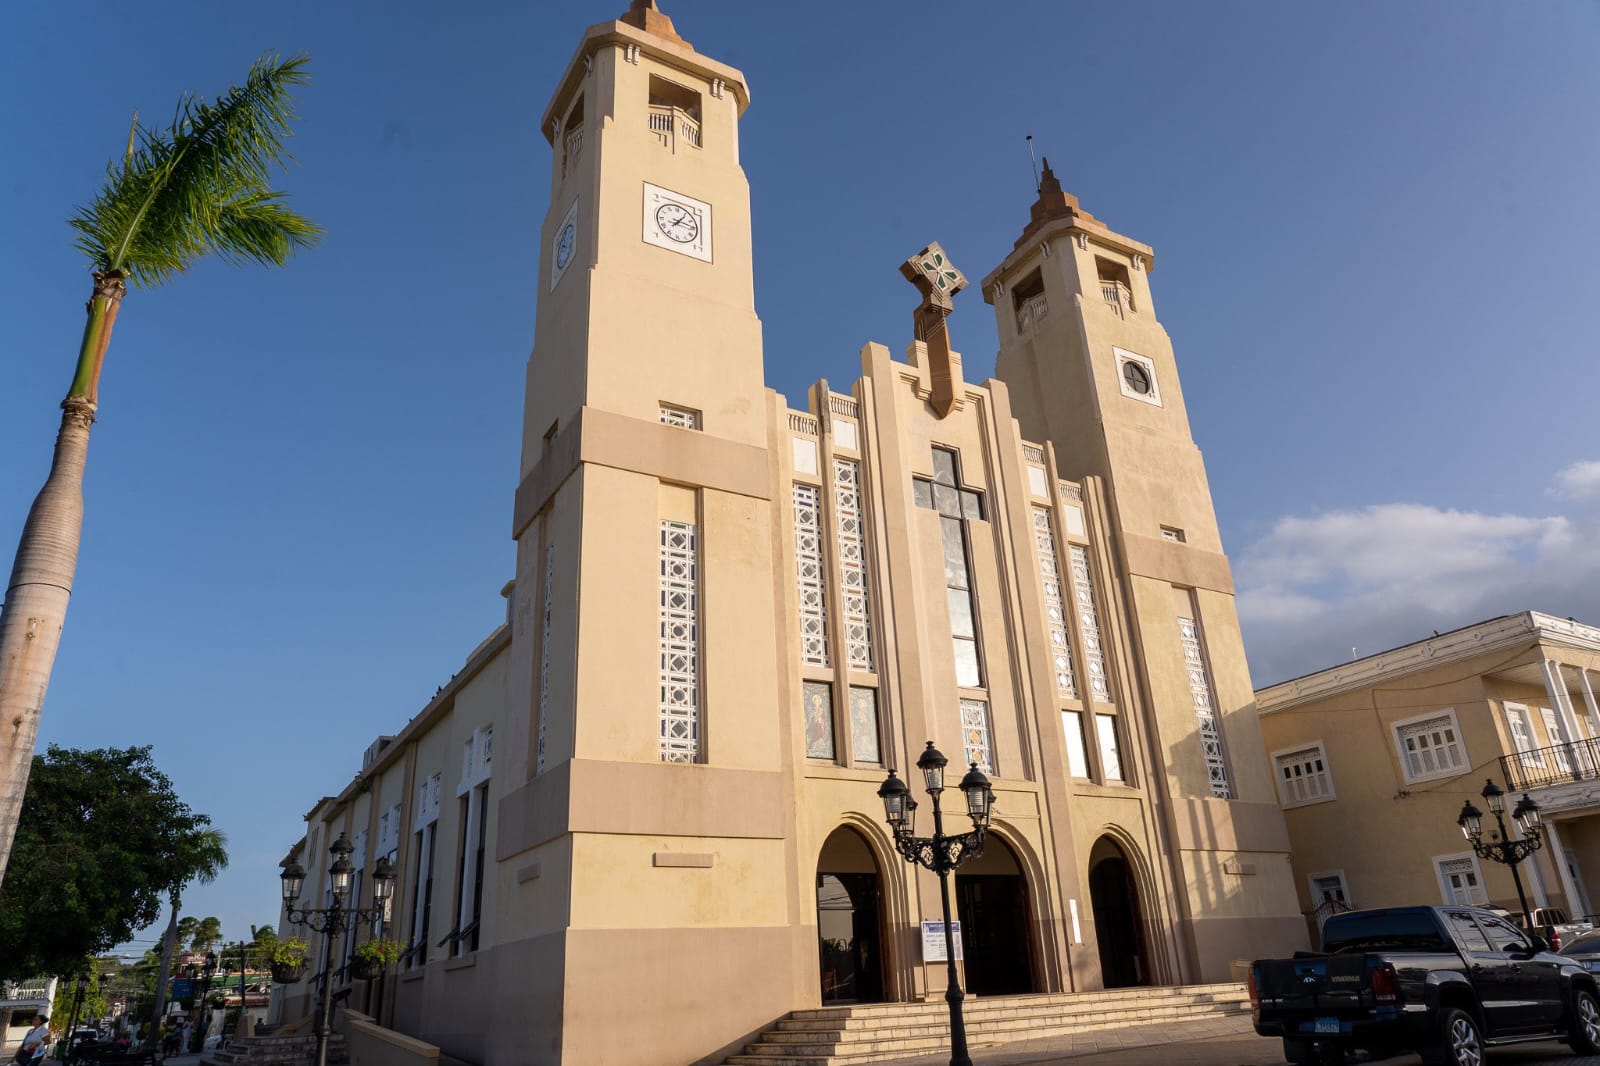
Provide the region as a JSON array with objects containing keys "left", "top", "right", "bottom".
[{"left": 522, "top": 0, "right": 765, "bottom": 465}]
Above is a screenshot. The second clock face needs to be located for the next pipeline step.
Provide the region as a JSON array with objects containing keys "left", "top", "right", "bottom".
[
  {"left": 654, "top": 203, "right": 699, "bottom": 244},
  {"left": 642, "top": 182, "right": 712, "bottom": 262},
  {"left": 555, "top": 223, "right": 576, "bottom": 267}
]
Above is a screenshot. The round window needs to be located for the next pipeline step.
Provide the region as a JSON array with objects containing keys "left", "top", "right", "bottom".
[{"left": 1122, "top": 360, "right": 1152, "bottom": 396}]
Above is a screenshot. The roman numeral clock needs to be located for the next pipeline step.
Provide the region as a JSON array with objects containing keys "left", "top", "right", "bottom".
[{"left": 643, "top": 182, "right": 712, "bottom": 262}]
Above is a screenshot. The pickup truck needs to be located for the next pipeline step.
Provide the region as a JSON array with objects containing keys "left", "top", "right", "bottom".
[{"left": 1250, "top": 905, "right": 1600, "bottom": 1066}]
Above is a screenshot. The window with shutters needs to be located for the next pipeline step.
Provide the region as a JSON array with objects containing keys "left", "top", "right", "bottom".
[
  {"left": 1394, "top": 710, "right": 1468, "bottom": 783},
  {"left": 1273, "top": 741, "right": 1334, "bottom": 808}
]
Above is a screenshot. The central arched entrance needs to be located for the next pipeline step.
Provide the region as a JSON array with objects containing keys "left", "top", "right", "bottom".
[
  {"left": 954, "top": 835, "right": 1036, "bottom": 996},
  {"left": 1088, "top": 835, "right": 1150, "bottom": 988},
  {"left": 817, "top": 826, "right": 885, "bottom": 1004}
]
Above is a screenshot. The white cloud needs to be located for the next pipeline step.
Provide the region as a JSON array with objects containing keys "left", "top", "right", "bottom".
[
  {"left": 1236, "top": 501, "right": 1600, "bottom": 687},
  {"left": 1554, "top": 460, "right": 1600, "bottom": 500}
]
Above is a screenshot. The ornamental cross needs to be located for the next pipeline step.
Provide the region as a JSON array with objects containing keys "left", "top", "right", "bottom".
[{"left": 899, "top": 241, "right": 968, "bottom": 417}]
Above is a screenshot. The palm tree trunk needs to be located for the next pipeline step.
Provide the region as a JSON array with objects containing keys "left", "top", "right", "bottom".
[
  {"left": 0, "top": 271, "right": 123, "bottom": 883},
  {"left": 151, "top": 891, "right": 181, "bottom": 1029}
]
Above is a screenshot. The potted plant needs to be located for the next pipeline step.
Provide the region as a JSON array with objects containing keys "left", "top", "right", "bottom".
[
  {"left": 350, "top": 937, "right": 405, "bottom": 981},
  {"left": 269, "top": 937, "right": 309, "bottom": 983}
]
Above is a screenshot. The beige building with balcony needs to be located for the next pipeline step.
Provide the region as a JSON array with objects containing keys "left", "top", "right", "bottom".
[
  {"left": 271, "top": 3, "right": 1308, "bottom": 1062},
  {"left": 1256, "top": 611, "right": 1600, "bottom": 942}
]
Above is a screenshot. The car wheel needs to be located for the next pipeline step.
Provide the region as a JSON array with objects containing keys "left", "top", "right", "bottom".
[
  {"left": 1424, "top": 1008, "right": 1483, "bottom": 1066},
  {"left": 1570, "top": 987, "right": 1600, "bottom": 1055}
]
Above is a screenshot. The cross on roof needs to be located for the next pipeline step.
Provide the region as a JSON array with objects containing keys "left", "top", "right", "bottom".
[{"left": 898, "top": 242, "right": 967, "bottom": 418}]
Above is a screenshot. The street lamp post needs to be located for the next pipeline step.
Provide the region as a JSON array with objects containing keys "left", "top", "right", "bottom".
[
  {"left": 877, "top": 742, "right": 995, "bottom": 1066},
  {"left": 199, "top": 951, "right": 217, "bottom": 1044},
  {"left": 1457, "top": 778, "right": 1544, "bottom": 929},
  {"left": 280, "top": 832, "right": 396, "bottom": 1066},
  {"left": 63, "top": 972, "right": 90, "bottom": 1059}
]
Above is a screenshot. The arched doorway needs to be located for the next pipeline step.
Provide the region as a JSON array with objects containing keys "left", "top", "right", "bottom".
[
  {"left": 1088, "top": 835, "right": 1150, "bottom": 988},
  {"left": 817, "top": 826, "right": 885, "bottom": 1004},
  {"left": 954, "top": 835, "right": 1036, "bottom": 995}
]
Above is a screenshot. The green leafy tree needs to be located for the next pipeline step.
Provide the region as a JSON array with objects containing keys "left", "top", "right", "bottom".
[
  {"left": 176, "top": 916, "right": 199, "bottom": 952},
  {"left": 0, "top": 746, "right": 217, "bottom": 975},
  {"left": 0, "top": 53, "right": 321, "bottom": 881},
  {"left": 191, "top": 916, "right": 223, "bottom": 954},
  {"left": 49, "top": 965, "right": 108, "bottom": 1036}
]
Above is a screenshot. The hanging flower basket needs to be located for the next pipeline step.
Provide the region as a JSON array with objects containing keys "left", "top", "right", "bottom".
[
  {"left": 350, "top": 956, "right": 384, "bottom": 981},
  {"left": 270, "top": 959, "right": 307, "bottom": 984}
]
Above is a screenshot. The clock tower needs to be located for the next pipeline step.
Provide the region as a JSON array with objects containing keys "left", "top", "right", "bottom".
[{"left": 495, "top": 5, "right": 796, "bottom": 1062}]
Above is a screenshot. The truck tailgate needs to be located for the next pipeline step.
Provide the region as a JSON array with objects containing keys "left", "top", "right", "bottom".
[{"left": 1257, "top": 954, "right": 1371, "bottom": 1014}]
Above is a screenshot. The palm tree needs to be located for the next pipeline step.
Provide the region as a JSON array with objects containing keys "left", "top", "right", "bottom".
[
  {"left": 0, "top": 54, "right": 321, "bottom": 879},
  {"left": 150, "top": 827, "right": 229, "bottom": 1027}
]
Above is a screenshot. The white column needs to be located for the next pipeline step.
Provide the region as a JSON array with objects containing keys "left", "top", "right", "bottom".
[
  {"left": 1545, "top": 820, "right": 1589, "bottom": 917},
  {"left": 1516, "top": 817, "right": 1552, "bottom": 909},
  {"left": 1580, "top": 668, "right": 1600, "bottom": 738}
]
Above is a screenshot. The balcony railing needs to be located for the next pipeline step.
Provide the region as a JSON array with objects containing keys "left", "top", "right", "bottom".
[
  {"left": 1015, "top": 292, "right": 1049, "bottom": 335},
  {"left": 1501, "top": 736, "right": 1600, "bottom": 791},
  {"left": 648, "top": 105, "right": 701, "bottom": 151},
  {"left": 1100, "top": 280, "right": 1132, "bottom": 318},
  {"left": 563, "top": 124, "right": 584, "bottom": 175}
]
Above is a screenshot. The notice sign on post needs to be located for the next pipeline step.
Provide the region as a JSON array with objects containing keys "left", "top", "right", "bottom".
[{"left": 920, "top": 920, "right": 963, "bottom": 962}]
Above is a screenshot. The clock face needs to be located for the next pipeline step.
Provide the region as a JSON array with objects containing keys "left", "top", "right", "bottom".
[
  {"left": 654, "top": 203, "right": 699, "bottom": 244},
  {"left": 556, "top": 224, "right": 575, "bottom": 269}
]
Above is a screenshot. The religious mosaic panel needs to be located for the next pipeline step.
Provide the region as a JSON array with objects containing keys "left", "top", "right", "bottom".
[
  {"left": 804, "top": 680, "right": 835, "bottom": 760},
  {"left": 849, "top": 686, "right": 881, "bottom": 765}
]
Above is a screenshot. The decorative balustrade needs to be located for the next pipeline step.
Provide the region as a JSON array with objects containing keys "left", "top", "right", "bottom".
[
  {"left": 1100, "top": 280, "right": 1132, "bottom": 318},
  {"left": 648, "top": 105, "right": 701, "bottom": 150},
  {"left": 1501, "top": 736, "right": 1600, "bottom": 791},
  {"left": 563, "top": 125, "right": 584, "bottom": 173},
  {"left": 1015, "top": 292, "right": 1049, "bottom": 334}
]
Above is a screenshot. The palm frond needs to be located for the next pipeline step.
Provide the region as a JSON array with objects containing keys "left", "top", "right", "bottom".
[{"left": 69, "top": 53, "right": 323, "bottom": 286}]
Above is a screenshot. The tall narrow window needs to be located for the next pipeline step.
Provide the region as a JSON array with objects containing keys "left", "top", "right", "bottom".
[
  {"left": 914, "top": 448, "right": 985, "bottom": 688},
  {"left": 1062, "top": 710, "right": 1089, "bottom": 778},
  {"left": 793, "top": 485, "right": 829, "bottom": 667},
  {"left": 1179, "top": 616, "right": 1232, "bottom": 799},
  {"left": 833, "top": 459, "right": 875, "bottom": 671},
  {"left": 1505, "top": 704, "right": 1543, "bottom": 768},
  {"left": 1273, "top": 743, "right": 1333, "bottom": 807},
  {"left": 1096, "top": 715, "right": 1124, "bottom": 781},
  {"left": 1068, "top": 546, "right": 1110, "bottom": 701},
  {"left": 409, "top": 772, "right": 441, "bottom": 968},
  {"left": 537, "top": 541, "right": 555, "bottom": 775},
  {"left": 850, "top": 687, "right": 881, "bottom": 765},
  {"left": 960, "top": 698, "right": 994, "bottom": 774},
  {"left": 803, "top": 680, "right": 835, "bottom": 760},
  {"left": 659, "top": 521, "right": 700, "bottom": 762},
  {"left": 1032, "top": 507, "right": 1077, "bottom": 699}
]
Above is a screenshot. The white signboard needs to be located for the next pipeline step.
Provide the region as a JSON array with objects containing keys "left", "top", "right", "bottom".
[{"left": 920, "top": 920, "right": 964, "bottom": 962}]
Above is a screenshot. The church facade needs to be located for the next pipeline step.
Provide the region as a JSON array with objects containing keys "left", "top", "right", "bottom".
[{"left": 273, "top": 4, "right": 1307, "bottom": 1063}]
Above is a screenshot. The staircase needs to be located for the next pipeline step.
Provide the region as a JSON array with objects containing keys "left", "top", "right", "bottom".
[
  {"left": 200, "top": 1032, "right": 347, "bottom": 1066},
  {"left": 724, "top": 982, "right": 1249, "bottom": 1066}
]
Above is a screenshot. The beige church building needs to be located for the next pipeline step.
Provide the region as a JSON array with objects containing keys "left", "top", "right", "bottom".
[{"left": 272, "top": 3, "right": 1309, "bottom": 1062}]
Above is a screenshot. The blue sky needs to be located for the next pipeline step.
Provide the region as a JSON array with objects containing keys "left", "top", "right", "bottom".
[{"left": 3, "top": 1, "right": 1598, "bottom": 954}]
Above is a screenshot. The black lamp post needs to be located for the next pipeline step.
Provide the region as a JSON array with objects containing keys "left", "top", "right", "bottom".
[
  {"left": 1457, "top": 777, "right": 1544, "bottom": 928},
  {"left": 280, "top": 833, "right": 396, "bottom": 1066},
  {"left": 878, "top": 742, "right": 995, "bottom": 1066},
  {"left": 64, "top": 972, "right": 90, "bottom": 1058}
]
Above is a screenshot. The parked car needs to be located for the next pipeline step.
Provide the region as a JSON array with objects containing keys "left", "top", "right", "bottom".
[
  {"left": 1518, "top": 905, "right": 1594, "bottom": 951},
  {"left": 1251, "top": 905, "right": 1600, "bottom": 1065},
  {"left": 1561, "top": 928, "right": 1600, "bottom": 973}
]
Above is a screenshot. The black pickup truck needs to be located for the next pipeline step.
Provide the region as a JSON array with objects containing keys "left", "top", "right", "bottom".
[{"left": 1251, "top": 905, "right": 1600, "bottom": 1065}]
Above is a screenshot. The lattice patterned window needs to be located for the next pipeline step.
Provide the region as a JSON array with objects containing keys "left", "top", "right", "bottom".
[
  {"left": 850, "top": 687, "right": 881, "bottom": 764},
  {"left": 537, "top": 541, "right": 555, "bottom": 775},
  {"left": 833, "top": 459, "right": 875, "bottom": 671},
  {"left": 1179, "top": 616, "right": 1231, "bottom": 799},
  {"left": 1395, "top": 711, "right": 1467, "bottom": 782},
  {"left": 659, "top": 404, "right": 701, "bottom": 430},
  {"left": 1068, "top": 546, "right": 1109, "bottom": 702},
  {"left": 659, "top": 521, "right": 700, "bottom": 762},
  {"left": 960, "top": 698, "right": 994, "bottom": 774},
  {"left": 1273, "top": 742, "right": 1333, "bottom": 807},
  {"left": 803, "top": 680, "right": 834, "bottom": 760},
  {"left": 1032, "top": 507, "right": 1077, "bottom": 699},
  {"left": 792, "top": 484, "right": 830, "bottom": 666}
]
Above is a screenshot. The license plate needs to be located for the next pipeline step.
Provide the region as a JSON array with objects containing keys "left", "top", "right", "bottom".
[{"left": 1315, "top": 1018, "right": 1341, "bottom": 1034}]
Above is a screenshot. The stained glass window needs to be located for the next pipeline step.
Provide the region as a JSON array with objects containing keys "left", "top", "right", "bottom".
[
  {"left": 1032, "top": 507, "right": 1077, "bottom": 699},
  {"left": 833, "top": 460, "right": 875, "bottom": 671},
  {"left": 960, "top": 698, "right": 993, "bottom": 774},
  {"left": 793, "top": 484, "right": 829, "bottom": 667},
  {"left": 1179, "top": 617, "right": 1231, "bottom": 798},
  {"left": 1068, "top": 546, "right": 1109, "bottom": 702},
  {"left": 659, "top": 521, "right": 699, "bottom": 762},
  {"left": 537, "top": 541, "right": 555, "bottom": 775}
]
